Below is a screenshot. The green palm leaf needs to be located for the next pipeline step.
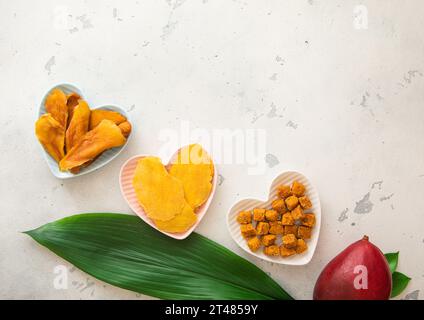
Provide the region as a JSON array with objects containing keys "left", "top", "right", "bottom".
[{"left": 25, "top": 213, "right": 292, "bottom": 300}]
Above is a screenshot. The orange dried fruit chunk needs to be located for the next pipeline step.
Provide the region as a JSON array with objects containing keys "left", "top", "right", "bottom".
[
  {"left": 65, "top": 100, "right": 91, "bottom": 153},
  {"left": 45, "top": 88, "right": 68, "bottom": 129},
  {"left": 66, "top": 92, "right": 81, "bottom": 125},
  {"left": 35, "top": 114, "right": 65, "bottom": 163},
  {"left": 132, "top": 156, "right": 186, "bottom": 221},
  {"left": 59, "top": 119, "right": 126, "bottom": 171},
  {"left": 154, "top": 204, "right": 197, "bottom": 233},
  {"left": 169, "top": 144, "right": 214, "bottom": 209},
  {"left": 89, "top": 109, "right": 127, "bottom": 130},
  {"left": 118, "top": 121, "right": 132, "bottom": 138}
]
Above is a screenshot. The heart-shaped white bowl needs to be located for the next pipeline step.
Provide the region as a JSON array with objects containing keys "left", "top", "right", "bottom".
[
  {"left": 37, "top": 83, "right": 132, "bottom": 179},
  {"left": 227, "top": 171, "right": 321, "bottom": 265},
  {"left": 119, "top": 149, "right": 218, "bottom": 240}
]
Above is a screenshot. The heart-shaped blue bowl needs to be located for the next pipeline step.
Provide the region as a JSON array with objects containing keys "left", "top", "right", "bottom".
[{"left": 37, "top": 83, "right": 132, "bottom": 179}]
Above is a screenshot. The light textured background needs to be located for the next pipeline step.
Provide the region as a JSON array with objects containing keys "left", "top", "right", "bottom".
[{"left": 0, "top": 0, "right": 423, "bottom": 300}]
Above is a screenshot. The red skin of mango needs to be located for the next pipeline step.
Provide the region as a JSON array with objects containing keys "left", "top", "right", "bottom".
[{"left": 313, "top": 236, "right": 392, "bottom": 300}]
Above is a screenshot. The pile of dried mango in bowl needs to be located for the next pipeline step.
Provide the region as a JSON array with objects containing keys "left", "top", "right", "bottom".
[
  {"left": 35, "top": 88, "right": 131, "bottom": 174},
  {"left": 132, "top": 144, "right": 214, "bottom": 234},
  {"left": 237, "top": 181, "right": 316, "bottom": 257}
]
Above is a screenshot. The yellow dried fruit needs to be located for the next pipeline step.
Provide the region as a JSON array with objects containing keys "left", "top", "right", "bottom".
[
  {"left": 65, "top": 100, "right": 91, "bottom": 153},
  {"left": 37, "top": 89, "right": 132, "bottom": 174},
  {"left": 89, "top": 109, "right": 127, "bottom": 130},
  {"left": 66, "top": 92, "right": 81, "bottom": 125},
  {"left": 118, "top": 121, "right": 132, "bottom": 138},
  {"left": 237, "top": 211, "right": 251, "bottom": 224},
  {"left": 153, "top": 204, "right": 197, "bottom": 233},
  {"left": 169, "top": 144, "right": 214, "bottom": 209},
  {"left": 132, "top": 156, "right": 186, "bottom": 221},
  {"left": 59, "top": 119, "right": 126, "bottom": 171},
  {"left": 264, "top": 245, "right": 280, "bottom": 256},
  {"left": 247, "top": 237, "right": 261, "bottom": 252},
  {"left": 45, "top": 88, "right": 68, "bottom": 129},
  {"left": 35, "top": 114, "right": 65, "bottom": 163}
]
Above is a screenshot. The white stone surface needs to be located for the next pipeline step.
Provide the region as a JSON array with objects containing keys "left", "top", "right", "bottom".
[{"left": 1, "top": 0, "right": 423, "bottom": 300}]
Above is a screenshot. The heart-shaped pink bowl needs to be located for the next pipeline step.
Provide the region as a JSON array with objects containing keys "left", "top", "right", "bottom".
[
  {"left": 227, "top": 171, "right": 321, "bottom": 265},
  {"left": 119, "top": 150, "right": 218, "bottom": 240}
]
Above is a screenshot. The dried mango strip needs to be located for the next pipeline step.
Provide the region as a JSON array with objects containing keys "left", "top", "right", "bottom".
[
  {"left": 59, "top": 119, "right": 126, "bottom": 171},
  {"left": 45, "top": 88, "right": 68, "bottom": 129},
  {"left": 35, "top": 114, "right": 65, "bottom": 163},
  {"left": 65, "top": 100, "right": 91, "bottom": 153},
  {"left": 89, "top": 109, "right": 127, "bottom": 130},
  {"left": 66, "top": 92, "right": 81, "bottom": 126},
  {"left": 118, "top": 121, "right": 132, "bottom": 138}
]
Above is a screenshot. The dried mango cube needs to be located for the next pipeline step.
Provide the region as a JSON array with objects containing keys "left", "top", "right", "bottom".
[
  {"left": 281, "top": 213, "right": 295, "bottom": 226},
  {"left": 271, "top": 199, "right": 287, "bottom": 214},
  {"left": 240, "top": 224, "right": 256, "bottom": 238},
  {"left": 253, "top": 208, "right": 266, "bottom": 221},
  {"left": 291, "top": 205, "right": 305, "bottom": 220},
  {"left": 247, "top": 237, "right": 261, "bottom": 252},
  {"left": 277, "top": 185, "right": 291, "bottom": 199},
  {"left": 302, "top": 213, "right": 316, "bottom": 227},
  {"left": 282, "top": 234, "right": 297, "bottom": 249},
  {"left": 269, "top": 221, "right": 284, "bottom": 235},
  {"left": 298, "top": 226, "right": 312, "bottom": 240},
  {"left": 237, "top": 211, "right": 252, "bottom": 224},
  {"left": 264, "top": 245, "right": 280, "bottom": 256},
  {"left": 299, "top": 196, "right": 312, "bottom": 209},
  {"left": 291, "top": 181, "right": 306, "bottom": 197},
  {"left": 280, "top": 245, "right": 296, "bottom": 257},
  {"left": 256, "top": 222, "right": 270, "bottom": 235},
  {"left": 283, "top": 225, "right": 298, "bottom": 236},
  {"left": 265, "top": 209, "right": 279, "bottom": 221},
  {"left": 296, "top": 239, "right": 308, "bottom": 254},
  {"left": 262, "top": 234, "right": 276, "bottom": 246},
  {"left": 285, "top": 195, "right": 299, "bottom": 210}
]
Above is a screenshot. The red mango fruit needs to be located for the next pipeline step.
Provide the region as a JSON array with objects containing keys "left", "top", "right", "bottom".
[{"left": 313, "top": 235, "right": 392, "bottom": 300}]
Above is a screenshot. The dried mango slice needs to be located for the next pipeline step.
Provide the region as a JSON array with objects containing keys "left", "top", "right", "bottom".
[
  {"left": 65, "top": 100, "right": 91, "bottom": 153},
  {"left": 45, "top": 88, "right": 68, "bottom": 128},
  {"left": 118, "top": 121, "right": 132, "bottom": 138},
  {"left": 154, "top": 204, "right": 197, "bottom": 233},
  {"left": 35, "top": 114, "right": 65, "bottom": 163},
  {"left": 89, "top": 109, "right": 127, "bottom": 130},
  {"left": 69, "top": 156, "right": 99, "bottom": 174},
  {"left": 66, "top": 92, "right": 81, "bottom": 126},
  {"left": 133, "top": 156, "right": 186, "bottom": 221},
  {"left": 169, "top": 144, "right": 214, "bottom": 209},
  {"left": 59, "top": 119, "right": 126, "bottom": 171}
]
